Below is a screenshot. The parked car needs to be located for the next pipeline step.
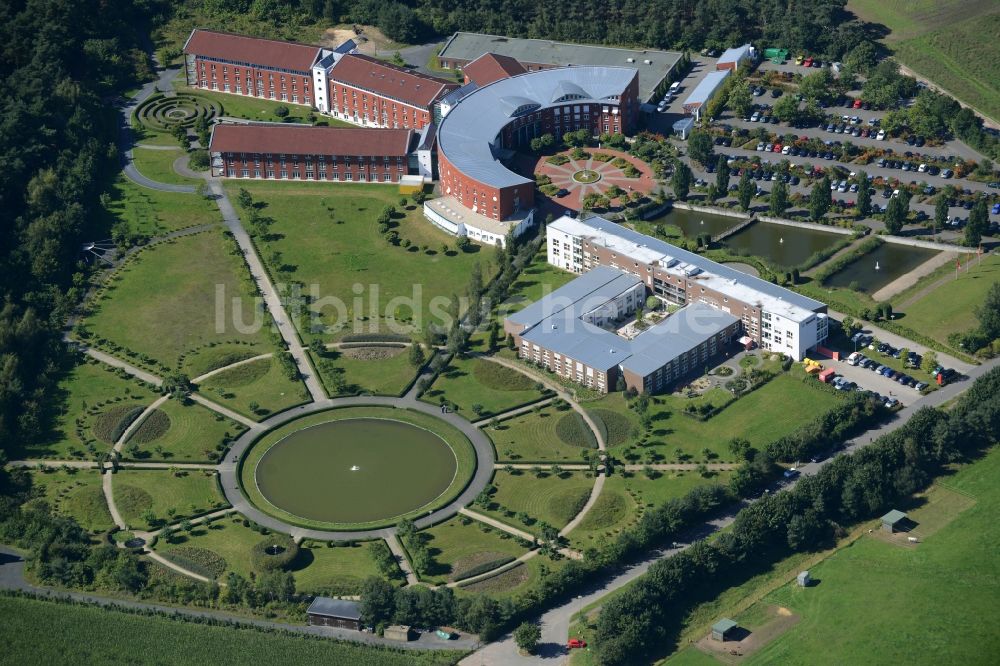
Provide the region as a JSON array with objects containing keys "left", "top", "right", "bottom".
[{"left": 568, "top": 639, "right": 588, "bottom": 649}]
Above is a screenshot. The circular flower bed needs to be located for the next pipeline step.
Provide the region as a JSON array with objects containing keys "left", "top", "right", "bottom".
[{"left": 573, "top": 169, "right": 602, "bottom": 184}]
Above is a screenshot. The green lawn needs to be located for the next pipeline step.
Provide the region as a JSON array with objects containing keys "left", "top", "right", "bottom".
[
  {"left": 291, "top": 541, "right": 386, "bottom": 595},
  {"left": 0, "top": 596, "right": 462, "bottom": 665},
  {"left": 122, "top": 398, "right": 244, "bottom": 463},
  {"left": 155, "top": 515, "right": 264, "bottom": 578},
  {"left": 591, "top": 373, "right": 842, "bottom": 462},
  {"left": 735, "top": 447, "right": 1000, "bottom": 665},
  {"left": 197, "top": 356, "right": 311, "bottom": 419},
  {"left": 900, "top": 253, "right": 1000, "bottom": 346},
  {"left": 21, "top": 360, "right": 157, "bottom": 460},
  {"left": 488, "top": 404, "right": 598, "bottom": 463},
  {"left": 238, "top": 406, "right": 477, "bottom": 531},
  {"left": 310, "top": 346, "right": 418, "bottom": 397},
  {"left": 569, "top": 473, "right": 732, "bottom": 550},
  {"left": 847, "top": 0, "right": 1000, "bottom": 121},
  {"left": 26, "top": 468, "right": 114, "bottom": 533},
  {"left": 459, "top": 555, "right": 565, "bottom": 601},
  {"left": 82, "top": 230, "right": 272, "bottom": 372},
  {"left": 100, "top": 174, "right": 221, "bottom": 238},
  {"left": 114, "top": 469, "right": 227, "bottom": 530},
  {"left": 173, "top": 84, "right": 355, "bottom": 126},
  {"left": 482, "top": 470, "right": 597, "bottom": 536},
  {"left": 180, "top": 342, "right": 268, "bottom": 377},
  {"left": 501, "top": 254, "right": 578, "bottom": 314},
  {"left": 131, "top": 147, "right": 201, "bottom": 186},
  {"left": 221, "top": 181, "right": 497, "bottom": 341},
  {"left": 423, "top": 356, "right": 548, "bottom": 418},
  {"left": 417, "top": 516, "right": 530, "bottom": 585}
]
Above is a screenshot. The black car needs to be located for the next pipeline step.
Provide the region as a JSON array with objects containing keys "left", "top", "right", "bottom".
[
  {"left": 555, "top": 188, "right": 569, "bottom": 197},
  {"left": 771, "top": 88, "right": 782, "bottom": 98}
]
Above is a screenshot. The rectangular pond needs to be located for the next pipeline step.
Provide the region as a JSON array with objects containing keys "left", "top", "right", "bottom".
[
  {"left": 647, "top": 208, "right": 741, "bottom": 238},
  {"left": 722, "top": 221, "right": 846, "bottom": 269},
  {"left": 825, "top": 242, "right": 941, "bottom": 294}
]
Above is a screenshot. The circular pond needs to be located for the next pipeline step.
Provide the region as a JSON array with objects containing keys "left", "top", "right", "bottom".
[
  {"left": 254, "top": 418, "right": 458, "bottom": 524},
  {"left": 573, "top": 169, "right": 601, "bottom": 184}
]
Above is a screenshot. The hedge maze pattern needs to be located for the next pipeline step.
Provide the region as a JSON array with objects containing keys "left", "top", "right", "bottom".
[{"left": 136, "top": 93, "right": 222, "bottom": 131}]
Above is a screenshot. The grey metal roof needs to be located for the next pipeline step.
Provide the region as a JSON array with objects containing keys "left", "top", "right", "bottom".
[
  {"left": 440, "top": 82, "right": 478, "bottom": 108},
  {"left": 718, "top": 44, "right": 752, "bottom": 65},
  {"left": 683, "top": 70, "right": 730, "bottom": 107},
  {"left": 556, "top": 215, "right": 824, "bottom": 312},
  {"left": 622, "top": 303, "right": 740, "bottom": 376},
  {"left": 508, "top": 265, "right": 636, "bottom": 329},
  {"left": 881, "top": 509, "right": 907, "bottom": 524},
  {"left": 306, "top": 597, "right": 361, "bottom": 620},
  {"left": 438, "top": 32, "right": 682, "bottom": 101},
  {"left": 437, "top": 66, "right": 638, "bottom": 189},
  {"left": 713, "top": 619, "right": 738, "bottom": 633}
]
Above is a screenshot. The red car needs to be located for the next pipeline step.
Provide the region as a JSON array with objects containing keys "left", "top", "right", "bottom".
[
  {"left": 853, "top": 99, "right": 863, "bottom": 109},
  {"left": 568, "top": 638, "right": 588, "bottom": 649},
  {"left": 772, "top": 144, "right": 782, "bottom": 152}
]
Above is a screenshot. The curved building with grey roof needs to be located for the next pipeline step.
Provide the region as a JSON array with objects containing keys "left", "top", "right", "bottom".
[{"left": 435, "top": 65, "right": 639, "bottom": 224}]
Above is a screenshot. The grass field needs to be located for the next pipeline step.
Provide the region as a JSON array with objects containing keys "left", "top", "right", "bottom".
[
  {"left": 26, "top": 469, "right": 114, "bottom": 533},
  {"left": 417, "top": 516, "right": 530, "bottom": 585},
  {"left": 847, "top": 0, "right": 1000, "bottom": 122},
  {"left": 21, "top": 361, "right": 157, "bottom": 460},
  {"left": 221, "top": 182, "right": 497, "bottom": 341},
  {"left": 290, "top": 541, "right": 385, "bottom": 595},
  {"left": 899, "top": 253, "right": 1000, "bottom": 346},
  {"left": 501, "top": 255, "right": 578, "bottom": 314},
  {"left": 100, "top": 174, "right": 221, "bottom": 237},
  {"left": 122, "top": 398, "right": 244, "bottom": 463},
  {"left": 155, "top": 515, "right": 265, "bottom": 578},
  {"left": 310, "top": 346, "right": 417, "bottom": 397},
  {"left": 0, "top": 595, "right": 461, "bottom": 665},
  {"left": 589, "top": 372, "right": 841, "bottom": 462},
  {"left": 482, "top": 470, "right": 596, "bottom": 536},
  {"left": 172, "top": 84, "right": 356, "bottom": 127},
  {"left": 82, "top": 230, "right": 272, "bottom": 371},
  {"left": 658, "top": 447, "right": 1000, "bottom": 665},
  {"left": 197, "top": 356, "right": 311, "bottom": 419},
  {"left": 114, "top": 469, "right": 226, "bottom": 530},
  {"left": 488, "top": 405, "right": 597, "bottom": 463},
  {"left": 424, "top": 357, "right": 547, "bottom": 418},
  {"left": 569, "top": 473, "right": 732, "bottom": 549},
  {"left": 131, "top": 147, "right": 201, "bottom": 186},
  {"left": 238, "top": 407, "right": 476, "bottom": 531}
]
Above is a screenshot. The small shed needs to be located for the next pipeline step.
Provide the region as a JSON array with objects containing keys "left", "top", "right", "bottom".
[
  {"left": 306, "top": 597, "right": 362, "bottom": 630},
  {"left": 797, "top": 570, "right": 811, "bottom": 587},
  {"left": 673, "top": 117, "right": 695, "bottom": 140},
  {"left": 385, "top": 625, "right": 413, "bottom": 641},
  {"left": 717, "top": 44, "right": 753, "bottom": 71},
  {"left": 711, "top": 618, "right": 738, "bottom": 642},
  {"left": 881, "top": 509, "right": 907, "bottom": 533}
]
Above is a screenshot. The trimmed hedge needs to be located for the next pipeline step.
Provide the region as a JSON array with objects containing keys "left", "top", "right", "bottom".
[
  {"left": 251, "top": 534, "right": 299, "bottom": 572},
  {"left": 161, "top": 546, "right": 228, "bottom": 579},
  {"left": 452, "top": 556, "right": 517, "bottom": 582},
  {"left": 129, "top": 409, "right": 170, "bottom": 444},
  {"left": 555, "top": 411, "right": 599, "bottom": 449}
]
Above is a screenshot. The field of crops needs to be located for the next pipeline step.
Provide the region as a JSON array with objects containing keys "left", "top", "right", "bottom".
[{"left": 0, "top": 594, "right": 462, "bottom": 665}]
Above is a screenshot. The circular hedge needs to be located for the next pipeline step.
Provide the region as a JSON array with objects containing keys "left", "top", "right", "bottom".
[
  {"left": 135, "top": 93, "right": 222, "bottom": 132},
  {"left": 93, "top": 405, "right": 145, "bottom": 443},
  {"left": 251, "top": 533, "right": 299, "bottom": 572}
]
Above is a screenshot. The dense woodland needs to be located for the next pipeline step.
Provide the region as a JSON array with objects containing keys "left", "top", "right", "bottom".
[
  {"left": 169, "top": 0, "right": 874, "bottom": 61},
  {"left": 0, "top": 0, "right": 164, "bottom": 456}
]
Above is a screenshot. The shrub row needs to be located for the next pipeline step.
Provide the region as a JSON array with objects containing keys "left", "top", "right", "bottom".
[{"left": 452, "top": 556, "right": 518, "bottom": 582}]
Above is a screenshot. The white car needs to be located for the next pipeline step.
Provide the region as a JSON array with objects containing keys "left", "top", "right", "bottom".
[
  {"left": 876, "top": 130, "right": 886, "bottom": 140},
  {"left": 782, "top": 145, "right": 791, "bottom": 154},
  {"left": 756, "top": 142, "right": 766, "bottom": 151},
  {"left": 918, "top": 163, "right": 927, "bottom": 172}
]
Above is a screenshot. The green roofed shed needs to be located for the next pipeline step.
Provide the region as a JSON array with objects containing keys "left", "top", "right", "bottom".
[
  {"left": 881, "top": 510, "right": 907, "bottom": 532},
  {"left": 711, "top": 618, "right": 738, "bottom": 641}
]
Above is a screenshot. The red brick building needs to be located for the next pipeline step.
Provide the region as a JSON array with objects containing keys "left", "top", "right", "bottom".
[
  {"left": 462, "top": 53, "right": 526, "bottom": 86},
  {"left": 208, "top": 123, "right": 416, "bottom": 183},
  {"left": 325, "top": 54, "right": 458, "bottom": 130},
  {"left": 436, "top": 67, "right": 639, "bottom": 222},
  {"left": 183, "top": 29, "right": 322, "bottom": 106}
]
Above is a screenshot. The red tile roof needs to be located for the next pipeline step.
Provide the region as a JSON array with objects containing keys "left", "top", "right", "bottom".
[
  {"left": 329, "top": 54, "right": 458, "bottom": 108},
  {"left": 184, "top": 29, "right": 320, "bottom": 73},
  {"left": 210, "top": 123, "right": 414, "bottom": 157},
  {"left": 462, "top": 53, "right": 526, "bottom": 86}
]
